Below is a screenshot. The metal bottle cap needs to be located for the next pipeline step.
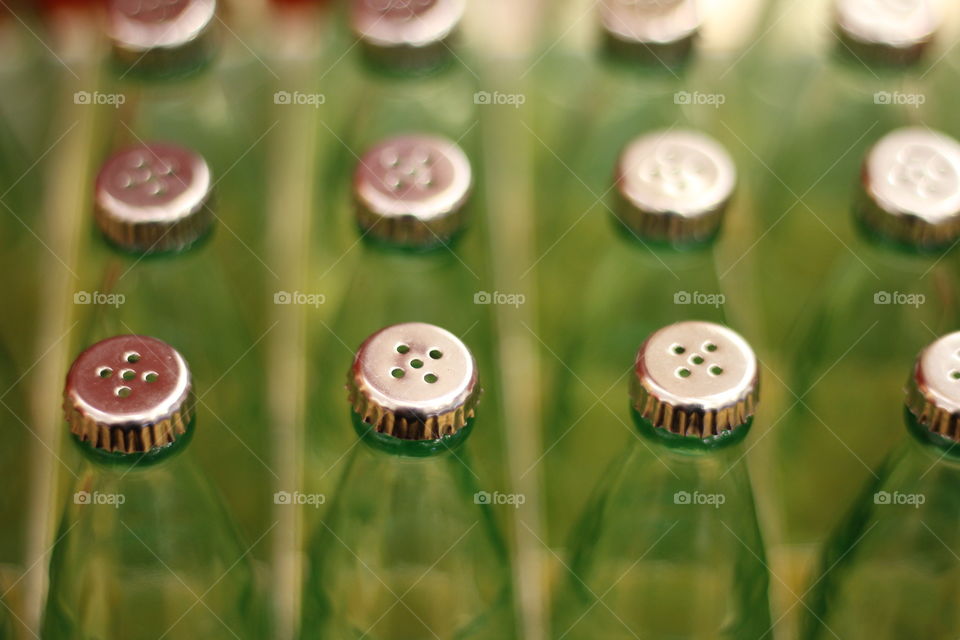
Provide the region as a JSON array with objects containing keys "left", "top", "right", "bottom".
[
  {"left": 858, "top": 127, "right": 960, "bottom": 249},
  {"left": 95, "top": 142, "right": 214, "bottom": 253},
  {"left": 347, "top": 322, "right": 480, "bottom": 440},
  {"left": 108, "top": 0, "right": 217, "bottom": 75},
  {"left": 64, "top": 335, "right": 194, "bottom": 454},
  {"left": 906, "top": 331, "right": 960, "bottom": 441},
  {"left": 349, "top": 0, "right": 465, "bottom": 70},
  {"left": 354, "top": 133, "right": 471, "bottom": 248},
  {"left": 834, "top": 0, "right": 940, "bottom": 65},
  {"left": 631, "top": 321, "right": 759, "bottom": 438},
  {"left": 599, "top": 0, "right": 700, "bottom": 63},
  {"left": 614, "top": 129, "right": 736, "bottom": 244}
]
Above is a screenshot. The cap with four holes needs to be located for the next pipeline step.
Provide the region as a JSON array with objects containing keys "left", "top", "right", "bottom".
[
  {"left": 631, "top": 321, "right": 759, "bottom": 438},
  {"left": 858, "top": 127, "right": 960, "bottom": 250},
  {"left": 350, "top": 0, "right": 464, "bottom": 70},
  {"left": 906, "top": 331, "right": 960, "bottom": 442},
  {"left": 353, "top": 133, "right": 472, "bottom": 248},
  {"left": 614, "top": 129, "right": 736, "bottom": 244},
  {"left": 64, "top": 335, "right": 194, "bottom": 454},
  {"left": 599, "top": 0, "right": 700, "bottom": 64},
  {"left": 347, "top": 322, "right": 480, "bottom": 440},
  {"left": 95, "top": 142, "right": 214, "bottom": 253},
  {"left": 834, "top": 0, "right": 940, "bottom": 65},
  {"left": 108, "top": 0, "right": 217, "bottom": 76}
]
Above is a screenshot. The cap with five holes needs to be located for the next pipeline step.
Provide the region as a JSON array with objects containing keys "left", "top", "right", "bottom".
[
  {"left": 347, "top": 322, "right": 480, "bottom": 440},
  {"left": 350, "top": 0, "right": 464, "bottom": 70},
  {"left": 631, "top": 321, "right": 759, "bottom": 438},
  {"left": 108, "top": 0, "right": 217, "bottom": 75},
  {"left": 95, "top": 142, "right": 214, "bottom": 253},
  {"left": 858, "top": 127, "right": 960, "bottom": 250},
  {"left": 834, "top": 0, "right": 940, "bottom": 65},
  {"left": 906, "top": 331, "right": 960, "bottom": 442},
  {"left": 64, "top": 335, "right": 194, "bottom": 454},
  {"left": 614, "top": 129, "right": 736, "bottom": 244},
  {"left": 353, "top": 133, "right": 471, "bottom": 248},
  {"left": 599, "top": 0, "right": 700, "bottom": 63}
]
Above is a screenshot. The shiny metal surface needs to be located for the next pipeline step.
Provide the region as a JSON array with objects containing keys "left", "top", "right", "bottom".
[
  {"left": 907, "top": 331, "right": 960, "bottom": 440},
  {"left": 835, "top": 0, "right": 939, "bottom": 63},
  {"left": 348, "top": 322, "right": 480, "bottom": 439},
  {"left": 108, "top": 0, "right": 216, "bottom": 53},
  {"left": 95, "top": 142, "right": 214, "bottom": 252},
  {"left": 599, "top": 0, "right": 699, "bottom": 61},
  {"left": 349, "top": 0, "right": 464, "bottom": 66}
]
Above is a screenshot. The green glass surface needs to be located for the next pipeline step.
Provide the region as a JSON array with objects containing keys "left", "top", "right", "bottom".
[
  {"left": 553, "top": 413, "right": 771, "bottom": 639},
  {"left": 300, "top": 414, "right": 517, "bottom": 640},
  {"left": 42, "top": 428, "right": 261, "bottom": 639},
  {"left": 803, "top": 410, "right": 960, "bottom": 639}
]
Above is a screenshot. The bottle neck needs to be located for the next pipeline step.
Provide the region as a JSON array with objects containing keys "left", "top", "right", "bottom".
[
  {"left": 351, "top": 410, "right": 474, "bottom": 458},
  {"left": 903, "top": 406, "right": 960, "bottom": 465},
  {"left": 72, "top": 417, "right": 195, "bottom": 471},
  {"left": 631, "top": 407, "right": 751, "bottom": 455}
]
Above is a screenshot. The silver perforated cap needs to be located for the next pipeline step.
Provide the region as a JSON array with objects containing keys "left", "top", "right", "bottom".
[
  {"left": 354, "top": 133, "right": 471, "bottom": 248},
  {"left": 906, "top": 331, "right": 960, "bottom": 441},
  {"left": 614, "top": 129, "right": 735, "bottom": 243},
  {"left": 95, "top": 142, "right": 214, "bottom": 253},
  {"left": 631, "top": 321, "right": 758, "bottom": 438},
  {"left": 858, "top": 127, "right": 960, "bottom": 249},
  {"left": 64, "top": 335, "right": 194, "bottom": 454},
  {"left": 347, "top": 322, "right": 480, "bottom": 440}
]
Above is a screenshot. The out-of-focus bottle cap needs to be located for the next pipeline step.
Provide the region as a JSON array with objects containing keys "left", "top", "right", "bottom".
[
  {"left": 614, "top": 129, "right": 735, "bottom": 244},
  {"left": 94, "top": 142, "right": 214, "bottom": 253},
  {"left": 347, "top": 322, "right": 480, "bottom": 440},
  {"left": 599, "top": 0, "right": 700, "bottom": 64},
  {"left": 354, "top": 133, "right": 471, "bottom": 248},
  {"left": 834, "top": 0, "right": 940, "bottom": 65},
  {"left": 906, "top": 331, "right": 960, "bottom": 441},
  {"left": 349, "top": 0, "right": 465, "bottom": 70},
  {"left": 108, "top": 0, "right": 217, "bottom": 76},
  {"left": 631, "top": 321, "right": 758, "bottom": 438},
  {"left": 64, "top": 335, "right": 194, "bottom": 454},
  {"left": 858, "top": 127, "right": 960, "bottom": 250}
]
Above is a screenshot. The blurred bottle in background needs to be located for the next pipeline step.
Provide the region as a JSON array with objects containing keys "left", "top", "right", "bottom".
[
  {"left": 553, "top": 321, "right": 770, "bottom": 639},
  {"left": 539, "top": 128, "right": 737, "bottom": 546},
  {"left": 771, "top": 127, "right": 960, "bottom": 550},
  {"left": 43, "top": 335, "right": 261, "bottom": 639},
  {"left": 804, "top": 330, "right": 960, "bottom": 639},
  {"left": 300, "top": 323, "right": 517, "bottom": 640}
]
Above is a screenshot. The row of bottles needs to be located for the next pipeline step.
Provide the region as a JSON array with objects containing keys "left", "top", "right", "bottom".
[{"left": 4, "top": 0, "right": 960, "bottom": 638}]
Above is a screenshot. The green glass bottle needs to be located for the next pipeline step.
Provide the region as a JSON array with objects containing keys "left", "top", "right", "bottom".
[
  {"left": 553, "top": 321, "right": 770, "bottom": 639},
  {"left": 305, "top": 132, "right": 505, "bottom": 508},
  {"left": 803, "top": 330, "right": 960, "bottom": 639},
  {"left": 300, "top": 322, "right": 517, "bottom": 639},
  {"left": 541, "top": 128, "right": 736, "bottom": 544},
  {"left": 42, "top": 335, "right": 260, "bottom": 640},
  {"left": 770, "top": 127, "right": 960, "bottom": 549},
  {"left": 74, "top": 141, "right": 273, "bottom": 554}
]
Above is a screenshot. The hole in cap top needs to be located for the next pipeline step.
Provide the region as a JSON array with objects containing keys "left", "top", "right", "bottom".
[
  {"left": 677, "top": 367, "right": 691, "bottom": 378},
  {"left": 391, "top": 368, "right": 405, "bottom": 378},
  {"left": 125, "top": 352, "right": 140, "bottom": 363},
  {"left": 116, "top": 386, "right": 132, "bottom": 398},
  {"left": 429, "top": 349, "right": 443, "bottom": 359},
  {"left": 424, "top": 373, "right": 438, "bottom": 383},
  {"left": 672, "top": 344, "right": 686, "bottom": 355},
  {"left": 397, "top": 344, "right": 410, "bottom": 354}
]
